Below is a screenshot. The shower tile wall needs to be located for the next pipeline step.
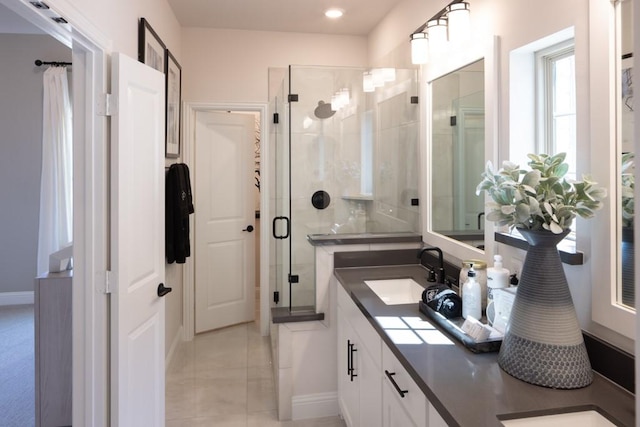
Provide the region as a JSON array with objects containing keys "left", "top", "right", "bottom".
[{"left": 272, "top": 66, "right": 421, "bottom": 309}]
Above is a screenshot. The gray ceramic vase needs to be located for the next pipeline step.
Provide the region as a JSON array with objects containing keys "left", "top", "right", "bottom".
[{"left": 497, "top": 228, "right": 593, "bottom": 389}]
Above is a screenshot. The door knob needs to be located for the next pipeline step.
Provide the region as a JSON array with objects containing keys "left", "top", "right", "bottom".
[
  {"left": 157, "top": 283, "right": 172, "bottom": 297},
  {"left": 243, "top": 225, "right": 254, "bottom": 232}
]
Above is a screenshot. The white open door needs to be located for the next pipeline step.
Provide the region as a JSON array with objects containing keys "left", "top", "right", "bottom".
[
  {"left": 110, "top": 52, "right": 166, "bottom": 426},
  {"left": 194, "top": 111, "right": 255, "bottom": 333}
]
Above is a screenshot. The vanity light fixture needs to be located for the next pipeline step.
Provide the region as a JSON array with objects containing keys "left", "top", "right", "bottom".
[
  {"left": 411, "top": 32, "right": 429, "bottom": 64},
  {"left": 363, "top": 71, "right": 375, "bottom": 92},
  {"left": 447, "top": 1, "right": 471, "bottom": 42},
  {"left": 410, "top": 0, "right": 471, "bottom": 64},
  {"left": 372, "top": 68, "right": 385, "bottom": 87},
  {"left": 426, "top": 18, "right": 448, "bottom": 53},
  {"left": 325, "top": 8, "right": 344, "bottom": 19},
  {"left": 330, "top": 88, "right": 350, "bottom": 111},
  {"left": 382, "top": 67, "right": 396, "bottom": 82}
]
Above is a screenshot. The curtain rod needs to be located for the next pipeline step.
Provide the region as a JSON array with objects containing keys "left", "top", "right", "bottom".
[{"left": 35, "top": 59, "right": 72, "bottom": 67}]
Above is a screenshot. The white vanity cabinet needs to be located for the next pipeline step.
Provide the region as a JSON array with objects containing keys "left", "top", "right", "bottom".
[
  {"left": 381, "top": 344, "right": 427, "bottom": 427},
  {"left": 337, "top": 282, "right": 450, "bottom": 427},
  {"left": 337, "top": 284, "right": 383, "bottom": 427}
]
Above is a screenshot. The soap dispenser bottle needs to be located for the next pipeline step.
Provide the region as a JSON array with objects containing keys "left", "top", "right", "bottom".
[
  {"left": 487, "top": 254, "right": 510, "bottom": 307},
  {"left": 462, "top": 266, "right": 481, "bottom": 320}
]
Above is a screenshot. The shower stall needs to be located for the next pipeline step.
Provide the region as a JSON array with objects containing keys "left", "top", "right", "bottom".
[{"left": 268, "top": 65, "right": 421, "bottom": 313}]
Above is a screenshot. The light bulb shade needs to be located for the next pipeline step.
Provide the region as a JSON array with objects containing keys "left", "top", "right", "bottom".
[
  {"left": 330, "top": 94, "right": 340, "bottom": 111},
  {"left": 447, "top": 2, "right": 470, "bottom": 43},
  {"left": 427, "top": 18, "right": 448, "bottom": 53},
  {"left": 339, "top": 88, "right": 350, "bottom": 106},
  {"left": 372, "top": 69, "right": 385, "bottom": 87},
  {"left": 411, "top": 32, "right": 429, "bottom": 65},
  {"left": 363, "top": 72, "right": 375, "bottom": 92},
  {"left": 381, "top": 68, "right": 396, "bottom": 82}
]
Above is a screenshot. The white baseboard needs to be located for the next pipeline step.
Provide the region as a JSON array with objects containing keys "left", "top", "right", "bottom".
[
  {"left": 292, "top": 392, "right": 339, "bottom": 420},
  {"left": 165, "top": 325, "right": 183, "bottom": 371},
  {"left": 0, "top": 291, "right": 34, "bottom": 306}
]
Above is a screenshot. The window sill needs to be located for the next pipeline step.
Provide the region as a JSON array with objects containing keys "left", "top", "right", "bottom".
[{"left": 494, "top": 231, "right": 584, "bottom": 265}]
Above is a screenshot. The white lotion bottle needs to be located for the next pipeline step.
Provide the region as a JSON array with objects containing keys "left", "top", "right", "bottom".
[
  {"left": 486, "top": 255, "right": 510, "bottom": 307},
  {"left": 462, "top": 267, "right": 481, "bottom": 320}
]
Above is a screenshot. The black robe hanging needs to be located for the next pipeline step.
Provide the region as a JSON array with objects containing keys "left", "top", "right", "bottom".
[{"left": 165, "top": 163, "right": 194, "bottom": 264}]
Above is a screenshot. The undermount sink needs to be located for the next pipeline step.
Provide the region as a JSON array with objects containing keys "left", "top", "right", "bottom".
[
  {"left": 364, "top": 278, "right": 424, "bottom": 305},
  {"left": 500, "top": 409, "right": 616, "bottom": 426}
]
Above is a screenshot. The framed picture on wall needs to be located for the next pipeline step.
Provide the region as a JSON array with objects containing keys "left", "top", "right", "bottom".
[
  {"left": 138, "top": 18, "right": 166, "bottom": 73},
  {"left": 165, "top": 50, "right": 182, "bottom": 158}
]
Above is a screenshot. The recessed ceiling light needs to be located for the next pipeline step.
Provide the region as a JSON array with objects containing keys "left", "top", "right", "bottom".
[{"left": 325, "top": 8, "right": 344, "bottom": 19}]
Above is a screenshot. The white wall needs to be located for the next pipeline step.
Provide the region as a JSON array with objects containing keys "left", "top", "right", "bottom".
[
  {"left": 369, "top": 0, "right": 633, "bottom": 352},
  {"left": 180, "top": 28, "right": 368, "bottom": 103},
  {"left": 59, "top": 0, "right": 181, "bottom": 61},
  {"left": 44, "top": 0, "right": 183, "bottom": 357},
  {"left": 0, "top": 34, "right": 71, "bottom": 294}
]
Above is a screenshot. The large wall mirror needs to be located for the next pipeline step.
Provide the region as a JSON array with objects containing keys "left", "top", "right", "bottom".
[
  {"left": 431, "top": 59, "right": 485, "bottom": 249},
  {"left": 618, "top": 0, "right": 634, "bottom": 310},
  {"left": 422, "top": 36, "right": 498, "bottom": 263},
  {"left": 590, "top": 0, "right": 635, "bottom": 341}
]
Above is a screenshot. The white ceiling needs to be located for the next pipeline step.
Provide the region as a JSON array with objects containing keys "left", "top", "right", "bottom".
[
  {"left": 167, "top": 0, "right": 406, "bottom": 36},
  {"left": 0, "top": 0, "right": 406, "bottom": 37}
]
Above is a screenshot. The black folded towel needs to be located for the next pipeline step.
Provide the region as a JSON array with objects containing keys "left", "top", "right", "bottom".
[{"left": 422, "top": 285, "right": 462, "bottom": 319}]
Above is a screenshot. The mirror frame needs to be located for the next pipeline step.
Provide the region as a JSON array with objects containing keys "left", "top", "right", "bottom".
[
  {"left": 589, "top": 0, "right": 635, "bottom": 340},
  {"left": 420, "top": 35, "right": 500, "bottom": 263}
]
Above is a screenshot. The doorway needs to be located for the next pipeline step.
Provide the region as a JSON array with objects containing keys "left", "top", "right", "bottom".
[
  {"left": 0, "top": 11, "right": 72, "bottom": 427},
  {"left": 0, "top": 0, "right": 110, "bottom": 424},
  {"left": 183, "top": 102, "right": 269, "bottom": 339}
]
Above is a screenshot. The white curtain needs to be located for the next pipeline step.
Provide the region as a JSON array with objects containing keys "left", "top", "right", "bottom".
[{"left": 37, "top": 66, "right": 73, "bottom": 275}]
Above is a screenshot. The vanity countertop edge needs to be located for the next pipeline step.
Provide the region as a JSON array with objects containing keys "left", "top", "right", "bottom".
[{"left": 333, "top": 264, "right": 635, "bottom": 427}]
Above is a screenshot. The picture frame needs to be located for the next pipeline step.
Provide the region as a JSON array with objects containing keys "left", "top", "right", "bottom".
[
  {"left": 165, "top": 50, "right": 182, "bottom": 158},
  {"left": 138, "top": 18, "right": 166, "bottom": 73}
]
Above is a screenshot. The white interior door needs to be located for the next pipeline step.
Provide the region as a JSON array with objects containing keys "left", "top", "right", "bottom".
[
  {"left": 194, "top": 111, "right": 255, "bottom": 333},
  {"left": 110, "top": 52, "right": 166, "bottom": 427}
]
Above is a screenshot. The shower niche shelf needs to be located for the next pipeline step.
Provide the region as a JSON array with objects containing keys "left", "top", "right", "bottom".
[{"left": 341, "top": 194, "right": 373, "bottom": 201}]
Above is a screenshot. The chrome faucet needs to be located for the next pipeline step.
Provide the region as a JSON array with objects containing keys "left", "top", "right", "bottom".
[{"left": 418, "top": 247, "right": 445, "bottom": 284}]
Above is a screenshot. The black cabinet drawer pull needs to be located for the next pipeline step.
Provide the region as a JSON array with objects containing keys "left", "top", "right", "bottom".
[
  {"left": 385, "top": 370, "right": 408, "bottom": 398},
  {"left": 348, "top": 340, "right": 358, "bottom": 382}
]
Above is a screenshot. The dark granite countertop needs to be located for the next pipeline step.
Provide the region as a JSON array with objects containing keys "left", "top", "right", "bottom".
[{"left": 333, "top": 264, "right": 635, "bottom": 427}]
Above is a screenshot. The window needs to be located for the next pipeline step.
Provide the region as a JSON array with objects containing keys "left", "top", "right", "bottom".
[
  {"left": 536, "top": 40, "right": 577, "bottom": 180},
  {"left": 536, "top": 40, "right": 577, "bottom": 236}
]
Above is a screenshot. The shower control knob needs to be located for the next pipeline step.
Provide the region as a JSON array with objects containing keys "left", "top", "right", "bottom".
[{"left": 243, "top": 225, "right": 254, "bottom": 232}]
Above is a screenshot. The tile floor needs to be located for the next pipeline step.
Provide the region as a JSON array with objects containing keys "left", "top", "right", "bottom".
[{"left": 166, "top": 321, "right": 346, "bottom": 427}]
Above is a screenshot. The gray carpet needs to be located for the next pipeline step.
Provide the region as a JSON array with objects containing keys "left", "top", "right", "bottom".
[{"left": 0, "top": 304, "right": 35, "bottom": 427}]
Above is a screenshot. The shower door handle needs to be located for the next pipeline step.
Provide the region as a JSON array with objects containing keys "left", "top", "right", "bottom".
[{"left": 272, "top": 216, "right": 290, "bottom": 239}]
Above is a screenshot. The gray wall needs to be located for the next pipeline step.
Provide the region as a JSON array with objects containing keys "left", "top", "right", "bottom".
[{"left": 0, "top": 34, "right": 71, "bottom": 294}]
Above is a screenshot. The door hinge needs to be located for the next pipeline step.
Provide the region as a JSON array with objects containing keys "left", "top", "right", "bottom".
[
  {"left": 97, "top": 270, "right": 115, "bottom": 294},
  {"left": 98, "top": 93, "right": 114, "bottom": 116},
  {"left": 104, "top": 270, "right": 113, "bottom": 294},
  {"left": 288, "top": 94, "right": 299, "bottom": 103},
  {"left": 273, "top": 291, "right": 280, "bottom": 304},
  {"left": 289, "top": 274, "right": 299, "bottom": 284},
  {"left": 273, "top": 112, "right": 279, "bottom": 124}
]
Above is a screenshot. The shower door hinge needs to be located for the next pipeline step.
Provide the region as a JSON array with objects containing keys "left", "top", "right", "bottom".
[
  {"left": 288, "top": 274, "right": 299, "bottom": 284},
  {"left": 288, "top": 94, "right": 299, "bottom": 103},
  {"left": 97, "top": 93, "right": 114, "bottom": 116},
  {"left": 273, "top": 291, "right": 280, "bottom": 304},
  {"left": 411, "top": 96, "right": 419, "bottom": 104},
  {"left": 273, "top": 112, "right": 279, "bottom": 124}
]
